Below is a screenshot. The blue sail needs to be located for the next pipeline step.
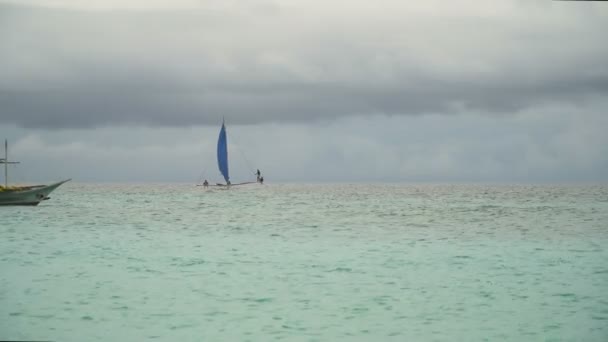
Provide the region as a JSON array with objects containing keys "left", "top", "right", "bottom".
[{"left": 217, "top": 121, "right": 230, "bottom": 183}]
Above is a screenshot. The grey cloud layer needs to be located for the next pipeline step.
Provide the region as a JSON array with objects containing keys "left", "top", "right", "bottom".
[
  {"left": 4, "top": 102, "right": 608, "bottom": 183},
  {"left": 1, "top": 2, "right": 607, "bottom": 128}
]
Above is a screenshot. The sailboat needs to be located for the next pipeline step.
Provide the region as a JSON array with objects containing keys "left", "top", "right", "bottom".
[
  {"left": 0, "top": 139, "right": 70, "bottom": 206},
  {"left": 201, "top": 120, "right": 260, "bottom": 188}
]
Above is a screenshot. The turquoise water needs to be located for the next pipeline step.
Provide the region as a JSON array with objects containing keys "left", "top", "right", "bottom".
[{"left": 1, "top": 183, "right": 607, "bottom": 341}]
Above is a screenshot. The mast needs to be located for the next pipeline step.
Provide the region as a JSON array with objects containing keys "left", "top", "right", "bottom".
[
  {"left": 4, "top": 140, "right": 6, "bottom": 187},
  {"left": 3, "top": 140, "right": 6, "bottom": 187},
  {"left": 1, "top": 139, "right": 20, "bottom": 187}
]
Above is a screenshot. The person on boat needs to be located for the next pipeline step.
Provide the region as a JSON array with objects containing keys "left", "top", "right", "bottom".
[
  {"left": 203, "top": 180, "right": 209, "bottom": 188},
  {"left": 255, "top": 169, "right": 261, "bottom": 182}
]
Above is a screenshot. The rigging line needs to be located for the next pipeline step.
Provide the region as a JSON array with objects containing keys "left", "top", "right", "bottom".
[
  {"left": 195, "top": 142, "right": 207, "bottom": 183},
  {"left": 228, "top": 128, "right": 257, "bottom": 177},
  {"left": 195, "top": 131, "right": 216, "bottom": 184},
  {"left": 196, "top": 166, "right": 208, "bottom": 184},
  {"left": 237, "top": 146, "right": 256, "bottom": 177},
  {"left": 10, "top": 163, "right": 24, "bottom": 184}
]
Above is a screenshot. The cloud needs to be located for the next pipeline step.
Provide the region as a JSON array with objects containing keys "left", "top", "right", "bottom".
[
  {"left": 4, "top": 98, "right": 607, "bottom": 183},
  {"left": 1, "top": 1, "right": 607, "bottom": 128},
  {"left": 1, "top": 1, "right": 606, "bottom": 183}
]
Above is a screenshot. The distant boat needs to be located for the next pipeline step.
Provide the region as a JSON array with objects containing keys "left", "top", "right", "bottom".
[
  {"left": 199, "top": 119, "right": 260, "bottom": 188},
  {"left": 0, "top": 139, "right": 70, "bottom": 206}
]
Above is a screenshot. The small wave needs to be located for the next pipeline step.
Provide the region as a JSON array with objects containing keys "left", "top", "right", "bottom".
[
  {"left": 243, "top": 297, "right": 274, "bottom": 303},
  {"left": 177, "top": 258, "right": 206, "bottom": 267},
  {"left": 552, "top": 293, "right": 577, "bottom": 299},
  {"left": 170, "top": 324, "right": 196, "bottom": 330}
]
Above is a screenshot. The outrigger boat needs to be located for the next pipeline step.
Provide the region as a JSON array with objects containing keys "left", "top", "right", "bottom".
[
  {"left": 198, "top": 120, "right": 261, "bottom": 188},
  {"left": 0, "top": 140, "right": 70, "bottom": 206}
]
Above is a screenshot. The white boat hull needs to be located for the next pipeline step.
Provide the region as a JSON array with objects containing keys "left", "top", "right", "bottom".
[{"left": 0, "top": 179, "right": 70, "bottom": 206}]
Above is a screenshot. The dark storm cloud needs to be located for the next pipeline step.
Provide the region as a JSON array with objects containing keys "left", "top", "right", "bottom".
[{"left": 1, "top": 2, "right": 607, "bottom": 128}]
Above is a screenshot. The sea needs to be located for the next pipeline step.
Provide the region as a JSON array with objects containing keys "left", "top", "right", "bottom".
[{"left": 1, "top": 183, "right": 607, "bottom": 341}]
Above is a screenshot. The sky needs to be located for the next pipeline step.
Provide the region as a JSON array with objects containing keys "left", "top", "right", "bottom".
[{"left": 0, "top": 0, "right": 607, "bottom": 183}]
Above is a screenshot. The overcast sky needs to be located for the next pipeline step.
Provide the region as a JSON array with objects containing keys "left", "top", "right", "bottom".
[{"left": 1, "top": 0, "right": 607, "bottom": 183}]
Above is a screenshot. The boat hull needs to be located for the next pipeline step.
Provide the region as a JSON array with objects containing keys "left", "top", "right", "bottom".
[{"left": 0, "top": 179, "right": 70, "bottom": 206}]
